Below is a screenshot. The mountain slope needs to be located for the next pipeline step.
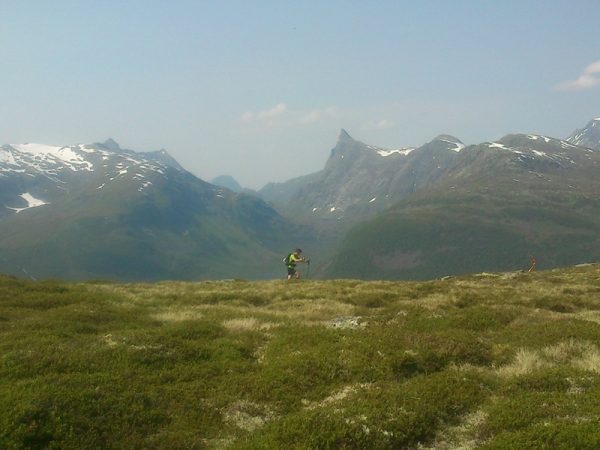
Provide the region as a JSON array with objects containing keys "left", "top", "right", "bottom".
[
  {"left": 4, "top": 266, "right": 600, "bottom": 448},
  {"left": 0, "top": 140, "right": 296, "bottom": 281},
  {"left": 323, "top": 132, "right": 600, "bottom": 279},
  {"left": 567, "top": 117, "right": 600, "bottom": 150},
  {"left": 260, "top": 130, "right": 465, "bottom": 223},
  {"left": 212, "top": 175, "right": 243, "bottom": 193}
]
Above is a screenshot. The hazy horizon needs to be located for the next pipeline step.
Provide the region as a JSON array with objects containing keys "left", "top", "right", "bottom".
[{"left": 3, "top": 1, "right": 600, "bottom": 189}]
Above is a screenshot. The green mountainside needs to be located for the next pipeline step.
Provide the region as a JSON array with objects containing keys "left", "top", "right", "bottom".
[
  {"left": 2, "top": 265, "right": 600, "bottom": 448},
  {"left": 3, "top": 118, "right": 600, "bottom": 282},
  {"left": 0, "top": 170, "right": 296, "bottom": 281},
  {"left": 260, "top": 129, "right": 465, "bottom": 225},
  {"left": 212, "top": 175, "right": 243, "bottom": 193},
  {"left": 0, "top": 142, "right": 299, "bottom": 281},
  {"left": 323, "top": 134, "right": 600, "bottom": 279}
]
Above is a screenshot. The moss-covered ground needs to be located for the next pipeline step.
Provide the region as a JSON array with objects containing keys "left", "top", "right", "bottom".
[{"left": 2, "top": 265, "right": 600, "bottom": 449}]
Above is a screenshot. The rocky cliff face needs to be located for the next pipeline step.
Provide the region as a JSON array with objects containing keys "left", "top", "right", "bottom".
[
  {"left": 323, "top": 128, "right": 600, "bottom": 279},
  {"left": 567, "top": 117, "right": 600, "bottom": 150},
  {"left": 260, "top": 129, "right": 465, "bottom": 223}
]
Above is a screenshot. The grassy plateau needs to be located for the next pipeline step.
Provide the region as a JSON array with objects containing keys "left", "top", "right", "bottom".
[{"left": 2, "top": 265, "right": 600, "bottom": 449}]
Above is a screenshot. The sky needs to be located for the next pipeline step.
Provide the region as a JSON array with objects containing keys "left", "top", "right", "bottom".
[{"left": 2, "top": 1, "right": 600, "bottom": 189}]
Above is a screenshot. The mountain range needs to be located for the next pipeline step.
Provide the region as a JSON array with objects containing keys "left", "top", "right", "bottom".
[
  {"left": 260, "top": 130, "right": 465, "bottom": 223},
  {"left": 212, "top": 174, "right": 243, "bottom": 193},
  {"left": 1, "top": 117, "right": 600, "bottom": 281},
  {"left": 0, "top": 140, "right": 295, "bottom": 280},
  {"left": 260, "top": 118, "right": 600, "bottom": 279}
]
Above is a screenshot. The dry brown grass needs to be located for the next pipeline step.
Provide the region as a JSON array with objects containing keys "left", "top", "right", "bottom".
[
  {"left": 222, "top": 317, "right": 277, "bottom": 332},
  {"left": 421, "top": 409, "right": 488, "bottom": 450},
  {"left": 496, "top": 340, "right": 600, "bottom": 377},
  {"left": 302, "top": 383, "right": 373, "bottom": 410},
  {"left": 151, "top": 307, "right": 204, "bottom": 322}
]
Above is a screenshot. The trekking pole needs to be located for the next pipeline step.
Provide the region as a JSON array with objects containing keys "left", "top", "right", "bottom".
[
  {"left": 306, "top": 259, "right": 311, "bottom": 279},
  {"left": 528, "top": 256, "right": 536, "bottom": 273}
]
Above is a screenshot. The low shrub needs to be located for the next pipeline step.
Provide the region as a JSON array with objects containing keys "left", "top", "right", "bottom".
[{"left": 238, "top": 369, "right": 492, "bottom": 449}]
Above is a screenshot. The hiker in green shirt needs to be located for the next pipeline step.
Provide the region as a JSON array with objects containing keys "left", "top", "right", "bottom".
[{"left": 285, "top": 248, "right": 309, "bottom": 280}]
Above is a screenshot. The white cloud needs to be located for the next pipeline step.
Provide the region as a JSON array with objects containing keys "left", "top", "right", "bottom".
[
  {"left": 301, "top": 106, "right": 341, "bottom": 124},
  {"left": 556, "top": 60, "right": 600, "bottom": 91},
  {"left": 242, "top": 104, "right": 341, "bottom": 128},
  {"left": 257, "top": 103, "right": 287, "bottom": 121},
  {"left": 374, "top": 119, "right": 394, "bottom": 130},
  {"left": 240, "top": 111, "right": 254, "bottom": 122},
  {"left": 241, "top": 103, "right": 287, "bottom": 127},
  {"left": 302, "top": 110, "right": 322, "bottom": 124},
  {"left": 362, "top": 119, "right": 395, "bottom": 131}
]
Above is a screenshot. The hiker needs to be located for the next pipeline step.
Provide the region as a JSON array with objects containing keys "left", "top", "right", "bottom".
[
  {"left": 528, "top": 256, "right": 537, "bottom": 272},
  {"left": 285, "top": 248, "right": 309, "bottom": 280}
]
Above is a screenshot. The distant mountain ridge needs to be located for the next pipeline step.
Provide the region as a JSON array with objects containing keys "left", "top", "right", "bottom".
[
  {"left": 212, "top": 175, "right": 243, "bottom": 193},
  {"left": 260, "top": 130, "right": 465, "bottom": 223},
  {"left": 3, "top": 117, "right": 600, "bottom": 281},
  {"left": 567, "top": 117, "right": 600, "bottom": 150},
  {"left": 0, "top": 139, "right": 295, "bottom": 281},
  {"left": 322, "top": 123, "right": 600, "bottom": 279},
  {"left": 0, "top": 139, "right": 186, "bottom": 217}
]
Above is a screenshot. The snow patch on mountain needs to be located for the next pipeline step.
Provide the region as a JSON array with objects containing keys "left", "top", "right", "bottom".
[
  {"left": 566, "top": 118, "right": 600, "bottom": 150},
  {"left": 527, "top": 135, "right": 551, "bottom": 143},
  {"left": 368, "top": 145, "right": 415, "bottom": 157},
  {"left": 0, "top": 140, "right": 184, "bottom": 215},
  {"left": 6, "top": 193, "right": 48, "bottom": 213},
  {"left": 487, "top": 142, "right": 515, "bottom": 151},
  {"left": 560, "top": 141, "right": 578, "bottom": 149},
  {"left": 0, "top": 148, "right": 17, "bottom": 165},
  {"left": 12, "top": 143, "right": 94, "bottom": 171},
  {"left": 439, "top": 139, "right": 465, "bottom": 152},
  {"left": 138, "top": 181, "right": 152, "bottom": 192},
  {"left": 377, "top": 148, "right": 415, "bottom": 157}
]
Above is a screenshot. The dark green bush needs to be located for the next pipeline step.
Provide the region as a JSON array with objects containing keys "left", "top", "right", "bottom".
[
  {"left": 481, "top": 422, "right": 600, "bottom": 450},
  {"left": 238, "top": 369, "right": 492, "bottom": 450}
]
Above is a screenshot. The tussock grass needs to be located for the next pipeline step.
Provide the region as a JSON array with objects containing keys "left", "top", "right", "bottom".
[
  {"left": 495, "top": 340, "right": 600, "bottom": 378},
  {"left": 422, "top": 408, "right": 488, "bottom": 450},
  {"left": 151, "top": 307, "right": 204, "bottom": 322},
  {"left": 2, "top": 266, "right": 600, "bottom": 448}
]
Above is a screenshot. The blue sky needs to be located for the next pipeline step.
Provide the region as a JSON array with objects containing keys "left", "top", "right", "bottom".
[{"left": 2, "top": 1, "right": 600, "bottom": 188}]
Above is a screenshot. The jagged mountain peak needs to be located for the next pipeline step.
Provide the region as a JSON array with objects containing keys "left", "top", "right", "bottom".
[
  {"left": 101, "top": 138, "right": 122, "bottom": 152},
  {"left": 212, "top": 175, "right": 243, "bottom": 193},
  {"left": 338, "top": 129, "right": 354, "bottom": 143},
  {"left": 0, "top": 138, "right": 189, "bottom": 220},
  {"left": 433, "top": 134, "right": 462, "bottom": 143},
  {"left": 430, "top": 134, "right": 465, "bottom": 152},
  {"left": 567, "top": 116, "right": 600, "bottom": 150}
]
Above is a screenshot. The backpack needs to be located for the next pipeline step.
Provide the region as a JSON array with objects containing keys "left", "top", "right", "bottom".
[{"left": 283, "top": 253, "right": 292, "bottom": 265}]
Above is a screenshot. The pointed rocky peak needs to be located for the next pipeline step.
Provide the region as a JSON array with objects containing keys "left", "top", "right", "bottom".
[
  {"left": 212, "top": 175, "right": 242, "bottom": 193},
  {"left": 567, "top": 116, "right": 600, "bottom": 150},
  {"left": 101, "top": 138, "right": 122, "bottom": 152},
  {"left": 431, "top": 134, "right": 465, "bottom": 152},
  {"left": 140, "top": 148, "right": 184, "bottom": 171},
  {"left": 325, "top": 129, "right": 368, "bottom": 171},
  {"left": 434, "top": 134, "right": 462, "bottom": 144},
  {"left": 338, "top": 129, "right": 354, "bottom": 143}
]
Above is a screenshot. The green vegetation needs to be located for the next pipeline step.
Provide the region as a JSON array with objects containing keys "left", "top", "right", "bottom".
[
  {"left": 2, "top": 265, "right": 600, "bottom": 448},
  {"left": 0, "top": 172, "right": 294, "bottom": 281},
  {"left": 325, "top": 184, "right": 600, "bottom": 280}
]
